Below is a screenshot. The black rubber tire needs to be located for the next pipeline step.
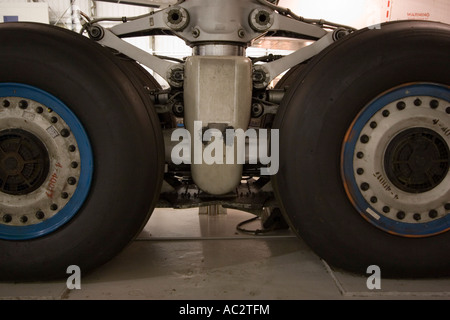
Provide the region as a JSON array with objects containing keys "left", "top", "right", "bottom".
[
  {"left": 272, "top": 21, "right": 450, "bottom": 278},
  {"left": 0, "top": 23, "right": 164, "bottom": 281}
]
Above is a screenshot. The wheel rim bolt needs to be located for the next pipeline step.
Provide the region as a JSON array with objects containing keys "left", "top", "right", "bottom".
[
  {"left": 60, "top": 129, "right": 70, "bottom": 137},
  {"left": 428, "top": 210, "right": 438, "bottom": 219},
  {"left": 360, "top": 135, "right": 370, "bottom": 143},
  {"left": 413, "top": 213, "right": 421, "bottom": 221},
  {"left": 396, "top": 211, "right": 406, "bottom": 220},
  {"left": 430, "top": 100, "right": 439, "bottom": 109},
  {"left": 360, "top": 182, "right": 370, "bottom": 191},
  {"left": 396, "top": 101, "right": 406, "bottom": 110},
  {"left": 36, "top": 211, "right": 45, "bottom": 219},
  {"left": 19, "top": 100, "right": 28, "bottom": 109}
]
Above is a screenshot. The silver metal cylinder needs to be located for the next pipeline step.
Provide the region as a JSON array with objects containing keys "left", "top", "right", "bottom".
[{"left": 193, "top": 44, "right": 245, "bottom": 56}]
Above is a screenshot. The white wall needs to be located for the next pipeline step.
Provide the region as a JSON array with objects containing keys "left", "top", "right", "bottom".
[
  {"left": 278, "top": 0, "right": 450, "bottom": 29},
  {"left": 0, "top": 2, "right": 49, "bottom": 23}
]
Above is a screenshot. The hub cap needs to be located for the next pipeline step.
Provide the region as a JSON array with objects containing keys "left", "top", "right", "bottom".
[{"left": 342, "top": 83, "right": 450, "bottom": 237}]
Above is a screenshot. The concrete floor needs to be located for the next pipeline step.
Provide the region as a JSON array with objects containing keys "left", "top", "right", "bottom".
[{"left": 1, "top": 208, "right": 450, "bottom": 300}]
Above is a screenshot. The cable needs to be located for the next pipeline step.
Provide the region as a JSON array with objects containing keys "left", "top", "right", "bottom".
[
  {"left": 236, "top": 216, "right": 275, "bottom": 235},
  {"left": 256, "top": 0, "right": 357, "bottom": 32},
  {"left": 79, "top": 11, "right": 154, "bottom": 35}
]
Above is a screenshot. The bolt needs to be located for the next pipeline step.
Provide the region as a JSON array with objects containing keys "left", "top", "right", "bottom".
[
  {"left": 382, "top": 110, "right": 390, "bottom": 117},
  {"left": 396, "top": 211, "right": 406, "bottom": 220},
  {"left": 370, "top": 121, "right": 377, "bottom": 129},
  {"left": 430, "top": 100, "right": 439, "bottom": 109},
  {"left": 396, "top": 101, "right": 406, "bottom": 110},
  {"left": 251, "top": 103, "right": 264, "bottom": 118},
  {"left": 61, "top": 192, "right": 69, "bottom": 199},
  {"left": 70, "top": 161, "right": 78, "bottom": 169},
  {"left": 360, "top": 182, "right": 370, "bottom": 191},
  {"left": 370, "top": 196, "right": 377, "bottom": 203},
  {"left": 2, "top": 100, "right": 10, "bottom": 107},
  {"left": 360, "top": 134, "right": 370, "bottom": 144},
  {"left": 413, "top": 213, "right": 421, "bottom": 221},
  {"left": 51, "top": 117, "right": 58, "bottom": 123},
  {"left": 445, "top": 203, "right": 450, "bottom": 210},
  {"left": 356, "top": 152, "right": 364, "bottom": 159},
  {"left": 19, "top": 100, "right": 28, "bottom": 109},
  {"left": 192, "top": 28, "right": 200, "bottom": 38},
  {"left": 68, "top": 145, "right": 76, "bottom": 152},
  {"left": 382, "top": 206, "right": 390, "bottom": 213},
  {"left": 20, "top": 216, "right": 28, "bottom": 223},
  {"left": 67, "top": 177, "right": 77, "bottom": 185},
  {"left": 168, "top": 9, "right": 182, "bottom": 24},
  {"left": 256, "top": 10, "right": 270, "bottom": 25},
  {"left": 36, "top": 106, "right": 43, "bottom": 113},
  {"left": 253, "top": 70, "right": 266, "bottom": 83},
  {"left": 446, "top": 107, "right": 450, "bottom": 114},
  {"left": 238, "top": 29, "right": 245, "bottom": 38},
  {"left": 172, "top": 102, "right": 184, "bottom": 117},
  {"left": 428, "top": 210, "right": 438, "bottom": 219},
  {"left": 60, "top": 129, "right": 70, "bottom": 137},
  {"left": 356, "top": 168, "right": 364, "bottom": 175},
  {"left": 88, "top": 25, "right": 104, "bottom": 40},
  {"left": 414, "top": 98, "right": 422, "bottom": 106},
  {"left": 50, "top": 204, "right": 58, "bottom": 211},
  {"left": 35, "top": 210, "right": 45, "bottom": 220},
  {"left": 2, "top": 214, "right": 12, "bottom": 223}
]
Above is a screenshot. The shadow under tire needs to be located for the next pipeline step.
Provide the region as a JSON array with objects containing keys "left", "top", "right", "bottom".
[{"left": 272, "top": 21, "right": 450, "bottom": 278}]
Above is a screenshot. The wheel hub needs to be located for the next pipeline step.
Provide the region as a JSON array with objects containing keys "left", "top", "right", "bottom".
[
  {"left": 342, "top": 83, "right": 450, "bottom": 237},
  {"left": 384, "top": 128, "right": 449, "bottom": 193},
  {"left": 0, "top": 83, "right": 93, "bottom": 240},
  {"left": 0, "top": 129, "right": 50, "bottom": 195}
]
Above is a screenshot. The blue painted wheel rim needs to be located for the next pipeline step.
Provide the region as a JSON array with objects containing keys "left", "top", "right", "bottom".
[
  {"left": 0, "top": 83, "right": 93, "bottom": 240},
  {"left": 342, "top": 83, "right": 450, "bottom": 237}
]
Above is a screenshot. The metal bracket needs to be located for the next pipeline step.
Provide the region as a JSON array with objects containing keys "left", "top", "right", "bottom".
[
  {"left": 95, "top": 26, "right": 178, "bottom": 82},
  {"left": 89, "top": 0, "right": 339, "bottom": 87},
  {"left": 254, "top": 32, "right": 335, "bottom": 87}
]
